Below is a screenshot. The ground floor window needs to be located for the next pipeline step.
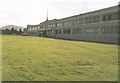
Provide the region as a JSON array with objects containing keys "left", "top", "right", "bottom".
[
  {"left": 102, "top": 25, "right": 118, "bottom": 34},
  {"left": 72, "top": 28, "right": 82, "bottom": 34},
  {"left": 56, "top": 30, "right": 62, "bottom": 34}
]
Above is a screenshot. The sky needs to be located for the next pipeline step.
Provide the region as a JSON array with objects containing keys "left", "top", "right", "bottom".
[{"left": 0, "top": 0, "right": 119, "bottom": 28}]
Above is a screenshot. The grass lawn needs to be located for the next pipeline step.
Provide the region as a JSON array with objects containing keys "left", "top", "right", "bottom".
[{"left": 2, "top": 35, "right": 118, "bottom": 81}]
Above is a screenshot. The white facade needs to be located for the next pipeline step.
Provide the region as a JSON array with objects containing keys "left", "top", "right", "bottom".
[{"left": 24, "top": 5, "right": 120, "bottom": 44}]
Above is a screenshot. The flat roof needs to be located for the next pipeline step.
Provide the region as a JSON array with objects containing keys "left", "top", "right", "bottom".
[{"left": 57, "top": 5, "right": 118, "bottom": 21}]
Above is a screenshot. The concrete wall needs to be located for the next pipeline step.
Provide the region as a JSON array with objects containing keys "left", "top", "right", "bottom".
[{"left": 53, "top": 5, "right": 119, "bottom": 44}]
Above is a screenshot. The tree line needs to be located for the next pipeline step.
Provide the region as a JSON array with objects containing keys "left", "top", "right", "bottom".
[{"left": 1, "top": 27, "right": 23, "bottom": 35}]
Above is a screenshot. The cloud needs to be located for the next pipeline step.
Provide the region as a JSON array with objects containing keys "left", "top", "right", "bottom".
[{"left": 0, "top": 0, "right": 119, "bottom": 27}]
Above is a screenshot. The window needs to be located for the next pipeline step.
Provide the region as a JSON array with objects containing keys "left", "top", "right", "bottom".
[
  {"left": 102, "top": 26, "right": 111, "bottom": 34},
  {"left": 102, "top": 25, "right": 118, "bottom": 34},
  {"left": 37, "top": 27, "right": 40, "bottom": 29},
  {"left": 85, "top": 15, "right": 100, "bottom": 24},
  {"left": 79, "top": 18, "right": 84, "bottom": 24},
  {"left": 56, "top": 30, "right": 62, "bottom": 34},
  {"left": 43, "top": 26, "right": 45, "bottom": 29},
  {"left": 63, "top": 22, "right": 65, "bottom": 26},
  {"left": 93, "top": 28, "right": 99, "bottom": 34},
  {"left": 64, "top": 21, "right": 71, "bottom": 27},
  {"left": 84, "top": 28, "right": 93, "bottom": 34},
  {"left": 57, "top": 23, "right": 63, "bottom": 27},
  {"left": 63, "top": 29, "right": 71, "bottom": 34},
  {"left": 84, "top": 27, "right": 99, "bottom": 34},
  {"left": 72, "top": 20, "right": 79, "bottom": 25},
  {"left": 52, "top": 24, "right": 54, "bottom": 27},
  {"left": 110, "top": 25, "right": 118, "bottom": 33},
  {"left": 72, "top": 28, "right": 82, "bottom": 34},
  {"left": 102, "top": 26, "right": 107, "bottom": 34},
  {"left": 103, "top": 12, "right": 118, "bottom": 21}
]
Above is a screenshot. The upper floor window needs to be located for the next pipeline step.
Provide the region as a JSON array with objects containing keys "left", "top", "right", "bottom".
[
  {"left": 72, "top": 20, "right": 79, "bottom": 25},
  {"left": 57, "top": 23, "right": 63, "bottom": 27},
  {"left": 85, "top": 15, "right": 100, "bottom": 24},
  {"left": 79, "top": 18, "right": 84, "bottom": 24},
  {"left": 103, "top": 12, "right": 118, "bottom": 21},
  {"left": 63, "top": 22, "right": 65, "bottom": 26},
  {"left": 64, "top": 21, "right": 71, "bottom": 27},
  {"left": 43, "top": 26, "right": 45, "bottom": 28}
]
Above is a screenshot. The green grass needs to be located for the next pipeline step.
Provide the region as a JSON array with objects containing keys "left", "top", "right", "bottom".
[{"left": 2, "top": 35, "right": 118, "bottom": 81}]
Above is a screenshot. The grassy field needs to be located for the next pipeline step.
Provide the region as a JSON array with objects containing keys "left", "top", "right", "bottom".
[{"left": 2, "top": 35, "right": 118, "bottom": 81}]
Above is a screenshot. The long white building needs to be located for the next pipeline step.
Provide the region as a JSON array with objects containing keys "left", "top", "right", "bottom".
[{"left": 24, "top": 5, "right": 120, "bottom": 44}]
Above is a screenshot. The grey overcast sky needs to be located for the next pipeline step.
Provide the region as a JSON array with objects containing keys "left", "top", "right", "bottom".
[{"left": 0, "top": 0, "right": 119, "bottom": 28}]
